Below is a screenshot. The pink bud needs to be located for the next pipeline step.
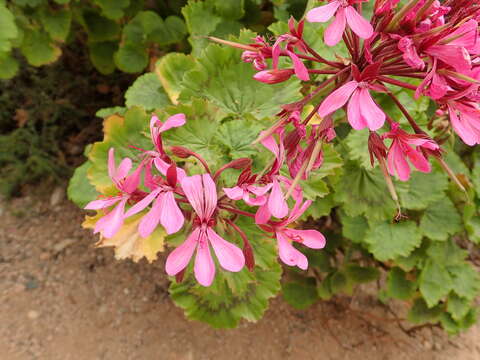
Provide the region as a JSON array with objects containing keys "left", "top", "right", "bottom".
[{"left": 253, "top": 69, "right": 295, "bottom": 84}]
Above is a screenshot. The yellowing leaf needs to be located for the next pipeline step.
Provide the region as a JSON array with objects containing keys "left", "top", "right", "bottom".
[{"left": 84, "top": 212, "right": 166, "bottom": 263}]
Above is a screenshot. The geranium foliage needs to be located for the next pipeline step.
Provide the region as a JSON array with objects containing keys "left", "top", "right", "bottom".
[{"left": 67, "top": 0, "right": 480, "bottom": 333}]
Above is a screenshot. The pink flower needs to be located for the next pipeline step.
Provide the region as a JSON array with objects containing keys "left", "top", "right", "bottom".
[
  {"left": 149, "top": 113, "right": 186, "bottom": 155},
  {"left": 85, "top": 148, "right": 143, "bottom": 238},
  {"left": 396, "top": 36, "right": 425, "bottom": 70},
  {"left": 271, "top": 19, "right": 310, "bottom": 81},
  {"left": 223, "top": 170, "right": 272, "bottom": 206},
  {"left": 165, "top": 174, "right": 245, "bottom": 287},
  {"left": 261, "top": 196, "right": 326, "bottom": 270},
  {"left": 447, "top": 100, "right": 480, "bottom": 146},
  {"left": 318, "top": 76, "right": 386, "bottom": 131},
  {"left": 123, "top": 163, "right": 185, "bottom": 237},
  {"left": 384, "top": 123, "right": 439, "bottom": 181},
  {"left": 306, "top": 0, "right": 373, "bottom": 46}
]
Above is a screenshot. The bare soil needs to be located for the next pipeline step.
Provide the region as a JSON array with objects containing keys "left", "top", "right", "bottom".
[{"left": 1, "top": 189, "right": 479, "bottom": 360}]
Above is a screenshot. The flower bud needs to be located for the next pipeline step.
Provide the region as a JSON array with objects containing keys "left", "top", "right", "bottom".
[
  {"left": 170, "top": 146, "right": 191, "bottom": 158},
  {"left": 253, "top": 69, "right": 294, "bottom": 84}
]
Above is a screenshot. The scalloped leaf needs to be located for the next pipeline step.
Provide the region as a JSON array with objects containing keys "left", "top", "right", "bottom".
[
  {"left": 125, "top": 73, "right": 170, "bottom": 110},
  {"left": 20, "top": 30, "right": 61, "bottom": 66},
  {"left": 419, "top": 260, "right": 453, "bottom": 308},
  {"left": 364, "top": 221, "right": 421, "bottom": 261},
  {"left": 67, "top": 161, "right": 99, "bottom": 208},
  {"left": 179, "top": 42, "right": 302, "bottom": 119},
  {"left": 0, "top": 4, "right": 18, "bottom": 53},
  {"left": 155, "top": 53, "right": 195, "bottom": 104},
  {"left": 420, "top": 198, "right": 462, "bottom": 241},
  {"left": 397, "top": 171, "right": 448, "bottom": 210}
]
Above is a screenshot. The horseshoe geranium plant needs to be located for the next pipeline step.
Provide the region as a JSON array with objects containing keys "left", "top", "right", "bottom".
[{"left": 69, "top": 0, "right": 480, "bottom": 332}]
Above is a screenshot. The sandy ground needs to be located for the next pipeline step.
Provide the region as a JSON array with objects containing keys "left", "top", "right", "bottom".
[{"left": 1, "top": 188, "right": 479, "bottom": 360}]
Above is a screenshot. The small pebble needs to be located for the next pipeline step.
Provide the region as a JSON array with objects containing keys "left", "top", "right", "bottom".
[{"left": 28, "top": 310, "right": 39, "bottom": 320}]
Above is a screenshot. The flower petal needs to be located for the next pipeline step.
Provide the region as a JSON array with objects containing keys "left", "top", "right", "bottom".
[
  {"left": 345, "top": 6, "right": 373, "bottom": 40},
  {"left": 358, "top": 88, "right": 385, "bottom": 131},
  {"left": 223, "top": 186, "right": 244, "bottom": 200},
  {"left": 255, "top": 203, "right": 271, "bottom": 224},
  {"left": 154, "top": 158, "right": 187, "bottom": 182},
  {"left": 138, "top": 195, "right": 163, "bottom": 238},
  {"left": 284, "top": 229, "right": 326, "bottom": 249},
  {"left": 194, "top": 231, "right": 216, "bottom": 286},
  {"left": 287, "top": 50, "right": 309, "bottom": 81},
  {"left": 268, "top": 178, "right": 289, "bottom": 219},
  {"left": 324, "top": 7, "right": 347, "bottom": 46},
  {"left": 306, "top": 1, "right": 340, "bottom": 23},
  {"left": 85, "top": 196, "right": 122, "bottom": 210},
  {"left": 207, "top": 228, "right": 245, "bottom": 272},
  {"left": 124, "top": 188, "right": 161, "bottom": 218},
  {"left": 201, "top": 174, "right": 217, "bottom": 220},
  {"left": 347, "top": 89, "right": 368, "bottom": 130},
  {"left": 96, "top": 197, "right": 128, "bottom": 238},
  {"left": 160, "top": 191, "right": 185, "bottom": 235},
  {"left": 318, "top": 80, "right": 358, "bottom": 118},
  {"left": 165, "top": 227, "right": 198, "bottom": 276},
  {"left": 159, "top": 113, "right": 186, "bottom": 133},
  {"left": 277, "top": 231, "right": 308, "bottom": 270}
]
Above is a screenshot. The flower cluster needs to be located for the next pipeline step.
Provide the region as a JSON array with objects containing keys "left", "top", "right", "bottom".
[
  {"left": 85, "top": 0, "right": 480, "bottom": 287},
  {"left": 85, "top": 113, "right": 326, "bottom": 286},
  {"left": 232, "top": 0, "right": 480, "bottom": 185}
]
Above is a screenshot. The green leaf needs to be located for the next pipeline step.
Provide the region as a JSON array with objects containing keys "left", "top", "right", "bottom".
[
  {"left": 40, "top": 7, "right": 72, "bottom": 41},
  {"left": 282, "top": 279, "right": 319, "bottom": 310},
  {"left": 125, "top": 73, "right": 170, "bottom": 110},
  {"left": 419, "top": 260, "right": 453, "bottom": 307},
  {"left": 344, "top": 264, "right": 379, "bottom": 284},
  {"left": 420, "top": 198, "right": 462, "bottom": 241},
  {"left": 407, "top": 298, "right": 443, "bottom": 324},
  {"left": 179, "top": 42, "right": 302, "bottom": 119},
  {"left": 88, "top": 41, "right": 118, "bottom": 75},
  {"left": 345, "top": 128, "right": 372, "bottom": 168},
  {"left": 426, "top": 240, "right": 468, "bottom": 267},
  {"left": 314, "top": 144, "right": 343, "bottom": 179},
  {"left": 169, "top": 236, "right": 281, "bottom": 328},
  {"left": 386, "top": 267, "right": 417, "bottom": 300},
  {"left": 216, "top": 119, "right": 263, "bottom": 158},
  {"left": 83, "top": 11, "right": 121, "bottom": 42},
  {"left": 20, "top": 30, "right": 61, "bottom": 66},
  {"left": 334, "top": 162, "right": 397, "bottom": 222},
  {"left": 149, "top": 16, "right": 187, "bottom": 46},
  {"left": 68, "top": 161, "right": 99, "bottom": 208},
  {"left": 364, "top": 221, "right": 421, "bottom": 261},
  {"left": 440, "top": 309, "right": 478, "bottom": 335},
  {"left": 122, "top": 11, "right": 161, "bottom": 44},
  {"left": 12, "top": 0, "right": 44, "bottom": 7},
  {"left": 211, "top": 0, "right": 245, "bottom": 19},
  {"left": 0, "top": 54, "right": 19, "bottom": 79},
  {"left": 340, "top": 214, "right": 368, "bottom": 244},
  {"left": 182, "top": 1, "right": 221, "bottom": 54},
  {"left": 93, "top": 0, "right": 130, "bottom": 20},
  {"left": 161, "top": 99, "right": 225, "bottom": 167},
  {"left": 0, "top": 4, "right": 18, "bottom": 53},
  {"left": 95, "top": 107, "right": 126, "bottom": 118},
  {"left": 330, "top": 271, "right": 348, "bottom": 294},
  {"left": 447, "top": 263, "right": 480, "bottom": 300},
  {"left": 447, "top": 293, "right": 471, "bottom": 321},
  {"left": 155, "top": 53, "right": 195, "bottom": 104},
  {"left": 114, "top": 43, "right": 148, "bottom": 73},
  {"left": 397, "top": 171, "right": 448, "bottom": 210}
]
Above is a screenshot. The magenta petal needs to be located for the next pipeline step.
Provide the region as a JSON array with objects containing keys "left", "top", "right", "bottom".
[
  {"left": 388, "top": 142, "right": 411, "bottom": 181},
  {"left": 425, "top": 45, "right": 471, "bottom": 72},
  {"left": 223, "top": 186, "right": 244, "bottom": 200},
  {"left": 247, "top": 184, "right": 272, "bottom": 196},
  {"left": 268, "top": 178, "right": 289, "bottom": 219},
  {"left": 345, "top": 6, "right": 373, "bottom": 40},
  {"left": 287, "top": 199, "right": 312, "bottom": 223},
  {"left": 165, "top": 227, "right": 198, "bottom": 276},
  {"left": 347, "top": 89, "right": 368, "bottom": 130},
  {"left": 306, "top": 1, "right": 340, "bottom": 23},
  {"left": 244, "top": 193, "right": 267, "bottom": 206},
  {"left": 159, "top": 113, "right": 186, "bottom": 133},
  {"left": 194, "top": 231, "right": 216, "bottom": 287},
  {"left": 160, "top": 191, "right": 184, "bottom": 235},
  {"left": 318, "top": 80, "right": 358, "bottom": 118},
  {"left": 324, "top": 7, "right": 346, "bottom": 46},
  {"left": 124, "top": 188, "right": 161, "bottom": 218},
  {"left": 207, "top": 228, "right": 245, "bottom": 272},
  {"left": 358, "top": 88, "right": 385, "bottom": 131},
  {"left": 277, "top": 231, "right": 308, "bottom": 270},
  {"left": 97, "top": 197, "right": 128, "bottom": 238},
  {"left": 255, "top": 203, "right": 271, "bottom": 224},
  {"left": 138, "top": 195, "right": 163, "bottom": 238},
  {"left": 201, "top": 174, "right": 217, "bottom": 220},
  {"left": 180, "top": 175, "right": 205, "bottom": 218},
  {"left": 284, "top": 229, "right": 326, "bottom": 249},
  {"left": 448, "top": 104, "right": 477, "bottom": 146},
  {"left": 287, "top": 50, "right": 310, "bottom": 81},
  {"left": 85, "top": 196, "right": 122, "bottom": 210},
  {"left": 406, "top": 148, "right": 431, "bottom": 173}
]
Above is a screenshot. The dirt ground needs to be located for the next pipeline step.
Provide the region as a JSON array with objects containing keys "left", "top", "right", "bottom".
[{"left": 1, "top": 188, "right": 479, "bottom": 360}]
